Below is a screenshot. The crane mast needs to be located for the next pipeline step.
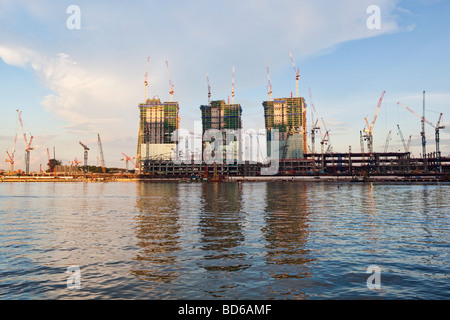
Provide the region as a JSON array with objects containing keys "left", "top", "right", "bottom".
[
  {"left": 289, "top": 51, "right": 300, "bottom": 97},
  {"left": 79, "top": 141, "right": 89, "bottom": 173},
  {"left": 363, "top": 90, "right": 385, "bottom": 154},
  {"left": 308, "top": 88, "right": 322, "bottom": 156},
  {"left": 97, "top": 133, "right": 106, "bottom": 173},
  {"left": 166, "top": 60, "right": 174, "bottom": 102},
  {"left": 360, "top": 130, "right": 365, "bottom": 166},
  {"left": 18, "top": 109, "right": 34, "bottom": 175},
  {"left": 398, "top": 97, "right": 444, "bottom": 171},
  {"left": 47, "top": 148, "right": 51, "bottom": 173},
  {"left": 397, "top": 124, "right": 408, "bottom": 153},
  {"left": 5, "top": 111, "right": 20, "bottom": 174},
  {"left": 231, "top": 66, "right": 235, "bottom": 104},
  {"left": 206, "top": 72, "right": 211, "bottom": 105},
  {"left": 382, "top": 130, "right": 392, "bottom": 153},
  {"left": 407, "top": 135, "right": 412, "bottom": 153},
  {"left": 422, "top": 91, "right": 426, "bottom": 161},
  {"left": 144, "top": 56, "right": 149, "bottom": 101},
  {"left": 266, "top": 59, "right": 272, "bottom": 101},
  {"left": 435, "top": 112, "right": 445, "bottom": 172}
]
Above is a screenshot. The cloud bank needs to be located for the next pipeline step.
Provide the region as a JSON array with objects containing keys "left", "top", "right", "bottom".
[{"left": 0, "top": 0, "right": 407, "bottom": 168}]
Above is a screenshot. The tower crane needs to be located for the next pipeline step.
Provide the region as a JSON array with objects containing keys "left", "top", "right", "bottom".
[
  {"left": 321, "top": 117, "right": 333, "bottom": 153},
  {"left": 320, "top": 130, "right": 329, "bottom": 170},
  {"left": 382, "top": 130, "right": 392, "bottom": 153},
  {"left": 18, "top": 109, "right": 34, "bottom": 175},
  {"left": 231, "top": 66, "right": 235, "bottom": 104},
  {"left": 70, "top": 157, "right": 82, "bottom": 166},
  {"left": 397, "top": 99, "right": 432, "bottom": 155},
  {"left": 166, "top": 60, "right": 174, "bottom": 102},
  {"left": 144, "top": 56, "right": 150, "bottom": 101},
  {"left": 121, "top": 153, "right": 136, "bottom": 172},
  {"left": 407, "top": 135, "right": 412, "bottom": 153},
  {"left": 363, "top": 90, "right": 386, "bottom": 154},
  {"left": 97, "top": 133, "right": 106, "bottom": 173},
  {"left": 289, "top": 51, "right": 300, "bottom": 97},
  {"left": 206, "top": 72, "right": 211, "bottom": 105},
  {"left": 47, "top": 148, "right": 52, "bottom": 173},
  {"left": 397, "top": 124, "right": 409, "bottom": 153},
  {"left": 266, "top": 59, "right": 272, "bottom": 101},
  {"left": 397, "top": 99, "right": 445, "bottom": 172},
  {"left": 5, "top": 111, "right": 20, "bottom": 174},
  {"left": 79, "top": 141, "right": 89, "bottom": 173},
  {"left": 308, "top": 88, "right": 322, "bottom": 156},
  {"left": 360, "top": 131, "right": 365, "bottom": 166}
]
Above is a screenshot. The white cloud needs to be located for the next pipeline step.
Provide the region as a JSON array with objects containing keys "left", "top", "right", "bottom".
[
  {"left": 0, "top": 0, "right": 408, "bottom": 170},
  {"left": 0, "top": 45, "right": 138, "bottom": 135}
]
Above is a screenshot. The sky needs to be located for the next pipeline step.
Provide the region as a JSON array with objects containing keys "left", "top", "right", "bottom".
[{"left": 0, "top": 0, "right": 449, "bottom": 172}]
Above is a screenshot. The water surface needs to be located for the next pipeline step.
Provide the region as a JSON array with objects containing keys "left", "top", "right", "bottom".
[{"left": 0, "top": 181, "right": 448, "bottom": 299}]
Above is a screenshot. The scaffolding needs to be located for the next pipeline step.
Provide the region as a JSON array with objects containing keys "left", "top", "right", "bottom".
[
  {"left": 136, "top": 98, "right": 180, "bottom": 171},
  {"left": 200, "top": 100, "right": 242, "bottom": 132},
  {"left": 263, "top": 96, "right": 307, "bottom": 159},
  {"left": 200, "top": 100, "right": 243, "bottom": 163}
]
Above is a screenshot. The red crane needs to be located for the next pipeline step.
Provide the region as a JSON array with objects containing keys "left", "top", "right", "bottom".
[
  {"left": 121, "top": 153, "right": 136, "bottom": 172},
  {"left": 69, "top": 157, "right": 82, "bottom": 166}
]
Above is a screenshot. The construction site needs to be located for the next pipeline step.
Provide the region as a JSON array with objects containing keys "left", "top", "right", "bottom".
[{"left": 2, "top": 53, "right": 449, "bottom": 183}]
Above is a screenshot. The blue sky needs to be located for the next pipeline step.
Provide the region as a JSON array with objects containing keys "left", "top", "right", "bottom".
[{"left": 0, "top": 0, "right": 449, "bottom": 171}]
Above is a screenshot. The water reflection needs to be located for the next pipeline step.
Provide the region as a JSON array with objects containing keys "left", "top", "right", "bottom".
[
  {"left": 197, "top": 183, "right": 249, "bottom": 272},
  {"left": 262, "top": 182, "right": 313, "bottom": 298},
  {"left": 132, "top": 183, "right": 181, "bottom": 283},
  {"left": 0, "top": 181, "right": 448, "bottom": 299}
]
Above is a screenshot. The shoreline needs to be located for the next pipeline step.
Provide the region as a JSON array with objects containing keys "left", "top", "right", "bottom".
[{"left": 1, "top": 174, "right": 448, "bottom": 183}]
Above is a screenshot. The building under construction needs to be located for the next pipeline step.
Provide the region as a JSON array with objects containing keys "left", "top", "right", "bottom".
[
  {"left": 263, "top": 96, "right": 307, "bottom": 160},
  {"left": 135, "top": 57, "right": 449, "bottom": 180},
  {"left": 200, "top": 99, "right": 243, "bottom": 162},
  {"left": 137, "top": 98, "right": 180, "bottom": 172}
]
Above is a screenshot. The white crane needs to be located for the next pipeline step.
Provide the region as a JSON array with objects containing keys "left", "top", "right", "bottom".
[
  {"left": 308, "top": 88, "right": 322, "bottom": 155},
  {"left": 398, "top": 100, "right": 445, "bottom": 171},
  {"left": 382, "top": 130, "right": 392, "bottom": 153},
  {"left": 18, "top": 109, "right": 34, "bottom": 175},
  {"left": 289, "top": 51, "right": 300, "bottom": 97}
]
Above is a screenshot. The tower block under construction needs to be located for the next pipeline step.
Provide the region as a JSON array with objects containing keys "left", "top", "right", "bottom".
[
  {"left": 136, "top": 99, "right": 180, "bottom": 169},
  {"left": 200, "top": 100, "right": 242, "bottom": 162},
  {"left": 263, "top": 96, "right": 307, "bottom": 159},
  {"left": 136, "top": 58, "right": 180, "bottom": 172}
]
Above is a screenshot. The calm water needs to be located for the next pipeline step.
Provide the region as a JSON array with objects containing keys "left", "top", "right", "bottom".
[{"left": 0, "top": 181, "right": 448, "bottom": 300}]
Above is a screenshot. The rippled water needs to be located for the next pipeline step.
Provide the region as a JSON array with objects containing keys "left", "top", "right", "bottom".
[{"left": 0, "top": 181, "right": 448, "bottom": 299}]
